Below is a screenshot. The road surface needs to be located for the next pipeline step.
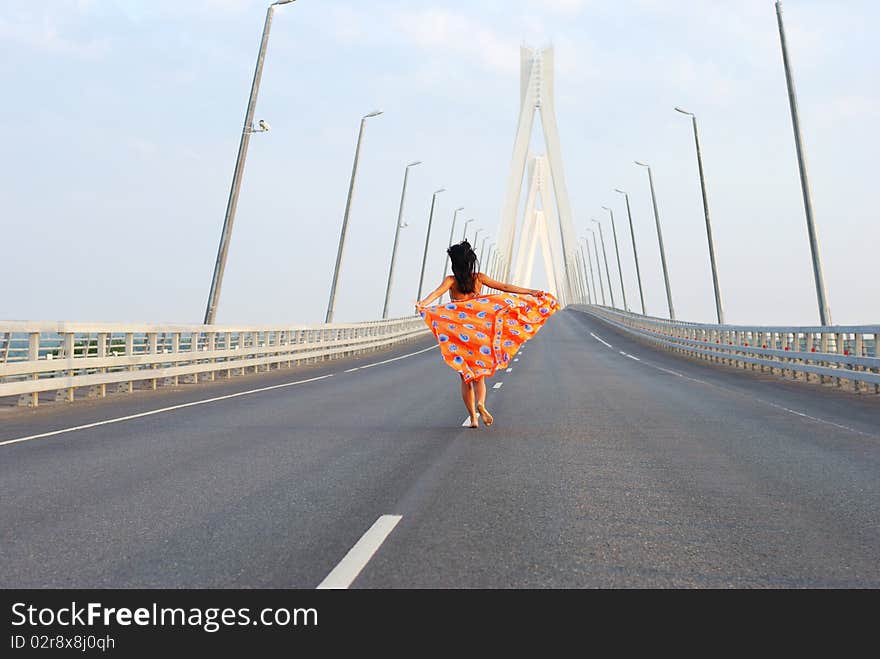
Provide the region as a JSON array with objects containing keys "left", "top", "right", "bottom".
[{"left": 2, "top": 309, "right": 878, "bottom": 587}]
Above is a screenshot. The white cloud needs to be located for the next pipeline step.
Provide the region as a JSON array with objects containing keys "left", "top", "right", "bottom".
[
  {"left": 0, "top": 14, "right": 109, "bottom": 59},
  {"left": 197, "top": 0, "right": 254, "bottom": 13},
  {"left": 328, "top": 6, "right": 367, "bottom": 44},
  {"left": 823, "top": 95, "right": 880, "bottom": 121},
  {"left": 126, "top": 136, "right": 158, "bottom": 157},
  {"left": 391, "top": 9, "right": 520, "bottom": 76},
  {"left": 541, "top": 0, "right": 590, "bottom": 15}
]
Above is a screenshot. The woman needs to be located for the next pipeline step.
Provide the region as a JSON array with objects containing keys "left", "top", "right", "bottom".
[{"left": 416, "top": 240, "right": 559, "bottom": 428}]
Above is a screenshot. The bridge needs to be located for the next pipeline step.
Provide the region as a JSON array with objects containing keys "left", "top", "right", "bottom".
[
  {"left": 2, "top": 2, "right": 878, "bottom": 589},
  {"left": 2, "top": 306, "right": 878, "bottom": 587}
]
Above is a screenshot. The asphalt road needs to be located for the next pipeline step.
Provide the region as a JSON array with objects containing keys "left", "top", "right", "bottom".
[{"left": 1, "top": 309, "right": 878, "bottom": 588}]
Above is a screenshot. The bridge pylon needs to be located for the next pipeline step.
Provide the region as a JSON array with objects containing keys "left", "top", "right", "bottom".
[{"left": 497, "top": 46, "right": 579, "bottom": 303}]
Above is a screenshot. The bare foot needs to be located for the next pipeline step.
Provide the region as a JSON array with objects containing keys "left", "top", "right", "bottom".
[
  {"left": 469, "top": 415, "right": 479, "bottom": 428},
  {"left": 477, "top": 402, "right": 494, "bottom": 426}
]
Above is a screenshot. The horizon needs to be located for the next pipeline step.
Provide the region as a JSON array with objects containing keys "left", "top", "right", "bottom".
[{"left": 1, "top": 0, "right": 877, "bottom": 326}]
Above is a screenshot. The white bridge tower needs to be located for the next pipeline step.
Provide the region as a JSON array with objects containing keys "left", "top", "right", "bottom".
[{"left": 497, "top": 46, "right": 579, "bottom": 304}]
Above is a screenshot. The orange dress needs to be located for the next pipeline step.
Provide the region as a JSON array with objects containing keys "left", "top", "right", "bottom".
[{"left": 419, "top": 288, "right": 560, "bottom": 382}]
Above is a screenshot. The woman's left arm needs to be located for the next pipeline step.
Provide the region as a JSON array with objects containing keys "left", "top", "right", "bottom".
[{"left": 416, "top": 276, "right": 454, "bottom": 310}]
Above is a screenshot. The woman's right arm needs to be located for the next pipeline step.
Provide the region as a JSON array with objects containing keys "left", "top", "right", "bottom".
[
  {"left": 416, "top": 276, "right": 454, "bottom": 309},
  {"left": 478, "top": 272, "right": 542, "bottom": 297}
]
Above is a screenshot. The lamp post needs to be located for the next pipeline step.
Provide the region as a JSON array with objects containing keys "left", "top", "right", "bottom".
[
  {"left": 775, "top": 1, "right": 831, "bottom": 325},
  {"left": 635, "top": 161, "right": 675, "bottom": 320},
  {"left": 580, "top": 238, "right": 597, "bottom": 303},
  {"left": 383, "top": 160, "right": 421, "bottom": 318},
  {"left": 479, "top": 236, "right": 489, "bottom": 267},
  {"left": 576, "top": 250, "right": 590, "bottom": 303},
  {"left": 591, "top": 219, "right": 615, "bottom": 308},
  {"left": 462, "top": 218, "right": 474, "bottom": 242},
  {"left": 675, "top": 107, "right": 724, "bottom": 324},
  {"left": 443, "top": 207, "right": 465, "bottom": 279},
  {"left": 417, "top": 188, "right": 446, "bottom": 301},
  {"left": 570, "top": 249, "right": 583, "bottom": 303},
  {"left": 615, "top": 188, "right": 646, "bottom": 315},
  {"left": 587, "top": 230, "right": 606, "bottom": 306},
  {"left": 325, "top": 109, "right": 383, "bottom": 323},
  {"left": 571, "top": 251, "right": 582, "bottom": 303},
  {"left": 602, "top": 205, "right": 628, "bottom": 311},
  {"left": 472, "top": 227, "right": 483, "bottom": 250},
  {"left": 203, "top": 0, "right": 297, "bottom": 325}
]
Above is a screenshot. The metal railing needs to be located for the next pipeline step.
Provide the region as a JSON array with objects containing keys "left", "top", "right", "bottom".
[
  {"left": 0, "top": 316, "right": 428, "bottom": 407},
  {"left": 572, "top": 305, "right": 880, "bottom": 394}
]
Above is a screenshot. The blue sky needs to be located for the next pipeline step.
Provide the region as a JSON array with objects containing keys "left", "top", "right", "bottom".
[{"left": 1, "top": 0, "right": 877, "bottom": 325}]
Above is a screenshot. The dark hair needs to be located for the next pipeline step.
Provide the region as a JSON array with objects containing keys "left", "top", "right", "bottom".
[{"left": 447, "top": 240, "right": 478, "bottom": 294}]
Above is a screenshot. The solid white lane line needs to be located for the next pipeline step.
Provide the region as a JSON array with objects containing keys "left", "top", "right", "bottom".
[
  {"left": 316, "top": 515, "right": 402, "bottom": 589},
  {"left": 493, "top": 382, "right": 503, "bottom": 389},
  {"left": 344, "top": 368, "right": 360, "bottom": 373},
  {"left": 590, "top": 332, "right": 613, "bottom": 348},
  {"left": 2, "top": 342, "right": 440, "bottom": 449},
  {"left": 359, "top": 344, "right": 437, "bottom": 369},
  {"left": 624, "top": 353, "right": 641, "bottom": 362},
  {"left": 0, "top": 374, "right": 336, "bottom": 448}
]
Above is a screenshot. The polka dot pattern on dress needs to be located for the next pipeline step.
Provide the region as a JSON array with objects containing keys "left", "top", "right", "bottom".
[{"left": 421, "top": 291, "right": 559, "bottom": 382}]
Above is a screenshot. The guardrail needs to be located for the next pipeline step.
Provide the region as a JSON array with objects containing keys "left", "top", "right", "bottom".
[
  {"left": 571, "top": 305, "right": 880, "bottom": 394},
  {"left": 0, "top": 317, "right": 429, "bottom": 407}
]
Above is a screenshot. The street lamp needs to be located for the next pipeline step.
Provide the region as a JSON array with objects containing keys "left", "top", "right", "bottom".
[
  {"left": 325, "top": 109, "right": 383, "bottom": 323},
  {"left": 587, "top": 230, "right": 606, "bottom": 306},
  {"left": 591, "top": 218, "right": 615, "bottom": 308},
  {"left": 494, "top": 253, "right": 506, "bottom": 280},
  {"left": 775, "top": 1, "right": 831, "bottom": 325},
  {"left": 635, "top": 161, "right": 675, "bottom": 320},
  {"left": 203, "top": 0, "right": 297, "bottom": 325},
  {"left": 575, "top": 249, "right": 590, "bottom": 304},
  {"left": 462, "top": 218, "right": 474, "bottom": 242},
  {"left": 615, "top": 189, "right": 646, "bottom": 315},
  {"left": 472, "top": 227, "right": 483, "bottom": 250},
  {"left": 383, "top": 160, "right": 421, "bottom": 318},
  {"left": 479, "top": 236, "right": 489, "bottom": 267},
  {"left": 442, "top": 207, "right": 465, "bottom": 279},
  {"left": 675, "top": 106, "right": 724, "bottom": 324},
  {"left": 570, "top": 250, "right": 581, "bottom": 303},
  {"left": 602, "top": 205, "right": 628, "bottom": 311},
  {"left": 417, "top": 188, "right": 446, "bottom": 301},
  {"left": 579, "top": 238, "right": 597, "bottom": 303}
]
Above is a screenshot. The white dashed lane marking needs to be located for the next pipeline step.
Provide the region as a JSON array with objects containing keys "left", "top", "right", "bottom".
[
  {"left": 316, "top": 515, "right": 402, "bottom": 589},
  {"left": 590, "top": 332, "right": 613, "bottom": 349},
  {"left": 587, "top": 328, "right": 876, "bottom": 440}
]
